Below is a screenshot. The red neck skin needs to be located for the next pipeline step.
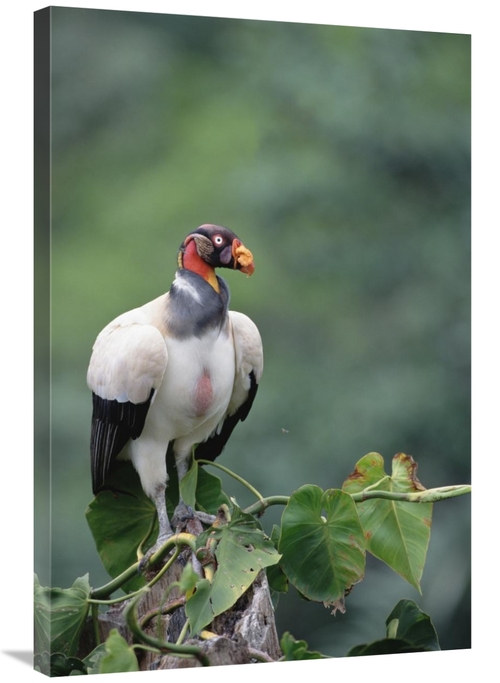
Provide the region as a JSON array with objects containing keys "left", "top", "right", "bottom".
[{"left": 181, "top": 239, "right": 220, "bottom": 292}]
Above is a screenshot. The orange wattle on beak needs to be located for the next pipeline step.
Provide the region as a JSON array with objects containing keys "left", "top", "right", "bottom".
[{"left": 232, "top": 239, "right": 255, "bottom": 275}]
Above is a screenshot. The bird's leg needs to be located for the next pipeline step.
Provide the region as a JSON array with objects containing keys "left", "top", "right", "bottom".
[
  {"left": 172, "top": 454, "right": 195, "bottom": 528},
  {"left": 153, "top": 481, "right": 174, "bottom": 542},
  {"left": 138, "top": 482, "right": 173, "bottom": 571},
  {"left": 170, "top": 451, "right": 214, "bottom": 579},
  {"left": 172, "top": 450, "right": 216, "bottom": 529}
]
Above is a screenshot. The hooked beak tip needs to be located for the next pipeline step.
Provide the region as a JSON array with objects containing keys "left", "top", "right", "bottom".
[{"left": 240, "top": 261, "right": 255, "bottom": 276}]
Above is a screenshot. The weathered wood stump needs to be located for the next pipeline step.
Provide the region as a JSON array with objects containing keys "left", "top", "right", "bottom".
[{"left": 94, "top": 550, "right": 281, "bottom": 669}]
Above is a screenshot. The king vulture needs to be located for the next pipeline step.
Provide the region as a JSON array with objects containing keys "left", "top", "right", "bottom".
[{"left": 87, "top": 224, "right": 263, "bottom": 560}]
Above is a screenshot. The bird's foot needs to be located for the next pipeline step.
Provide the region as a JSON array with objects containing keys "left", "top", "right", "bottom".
[{"left": 172, "top": 502, "right": 216, "bottom": 534}]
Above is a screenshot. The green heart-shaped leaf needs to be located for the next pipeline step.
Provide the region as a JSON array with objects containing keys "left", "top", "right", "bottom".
[
  {"left": 278, "top": 486, "right": 366, "bottom": 606},
  {"left": 342, "top": 453, "right": 432, "bottom": 591},
  {"left": 34, "top": 574, "right": 91, "bottom": 658}
]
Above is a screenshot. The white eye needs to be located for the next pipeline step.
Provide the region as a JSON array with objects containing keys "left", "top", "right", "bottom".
[{"left": 213, "top": 235, "right": 224, "bottom": 246}]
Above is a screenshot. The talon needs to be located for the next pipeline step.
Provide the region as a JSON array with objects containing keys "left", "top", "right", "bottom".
[
  {"left": 172, "top": 502, "right": 217, "bottom": 534},
  {"left": 172, "top": 502, "right": 195, "bottom": 527},
  {"left": 195, "top": 511, "right": 217, "bottom": 525}
]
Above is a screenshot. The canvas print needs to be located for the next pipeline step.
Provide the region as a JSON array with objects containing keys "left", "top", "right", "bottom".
[{"left": 34, "top": 6, "right": 471, "bottom": 676}]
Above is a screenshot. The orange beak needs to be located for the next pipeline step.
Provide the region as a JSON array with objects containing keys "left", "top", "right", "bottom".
[{"left": 231, "top": 239, "right": 255, "bottom": 275}]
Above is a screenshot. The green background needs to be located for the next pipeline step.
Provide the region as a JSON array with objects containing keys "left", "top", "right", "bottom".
[{"left": 42, "top": 6, "right": 470, "bottom": 656}]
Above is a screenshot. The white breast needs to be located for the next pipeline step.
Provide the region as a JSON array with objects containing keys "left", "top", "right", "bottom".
[{"left": 142, "top": 326, "right": 235, "bottom": 447}]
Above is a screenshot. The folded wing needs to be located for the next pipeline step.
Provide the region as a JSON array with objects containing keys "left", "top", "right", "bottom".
[{"left": 87, "top": 320, "right": 168, "bottom": 492}]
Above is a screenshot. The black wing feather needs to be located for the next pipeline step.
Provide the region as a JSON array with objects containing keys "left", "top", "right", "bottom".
[
  {"left": 194, "top": 371, "right": 258, "bottom": 463},
  {"left": 90, "top": 388, "right": 154, "bottom": 493}
]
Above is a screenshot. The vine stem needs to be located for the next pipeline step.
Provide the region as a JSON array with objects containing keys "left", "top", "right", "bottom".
[
  {"left": 125, "top": 592, "right": 210, "bottom": 666},
  {"left": 132, "top": 644, "right": 162, "bottom": 655},
  {"left": 196, "top": 459, "right": 264, "bottom": 501},
  {"left": 243, "top": 484, "right": 471, "bottom": 516},
  {"left": 248, "top": 648, "right": 276, "bottom": 663},
  {"left": 176, "top": 618, "right": 191, "bottom": 645},
  {"left": 88, "top": 547, "right": 182, "bottom": 607},
  {"left": 243, "top": 495, "right": 290, "bottom": 516},
  {"left": 350, "top": 484, "right": 472, "bottom": 504},
  {"left": 137, "top": 513, "right": 157, "bottom": 560},
  {"left": 89, "top": 533, "right": 196, "bottom": 602},
  {"left": 140, "top": 597, "right": 186, "bottom": 630}
]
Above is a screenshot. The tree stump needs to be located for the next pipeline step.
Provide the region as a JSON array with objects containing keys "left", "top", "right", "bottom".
[{"left": 94, "top": 550, "right": 282, "bottom": 670}]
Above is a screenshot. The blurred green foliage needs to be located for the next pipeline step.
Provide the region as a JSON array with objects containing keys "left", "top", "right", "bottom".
[{"left": 42, "top": 7, "right": 470, "bottom": 657}]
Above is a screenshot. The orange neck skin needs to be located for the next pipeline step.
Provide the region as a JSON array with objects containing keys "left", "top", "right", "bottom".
[{"left": 181, "top": 239, "right": 220, "bottom": 293}]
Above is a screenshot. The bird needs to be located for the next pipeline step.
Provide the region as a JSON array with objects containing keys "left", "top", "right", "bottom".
[{"left": 87, "top": 224, "right": 263, "bottom": 562}]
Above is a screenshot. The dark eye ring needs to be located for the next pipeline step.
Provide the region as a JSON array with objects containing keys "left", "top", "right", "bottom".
[{"left": 213, "top": 235, "right": 224, "bottom": 246}]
